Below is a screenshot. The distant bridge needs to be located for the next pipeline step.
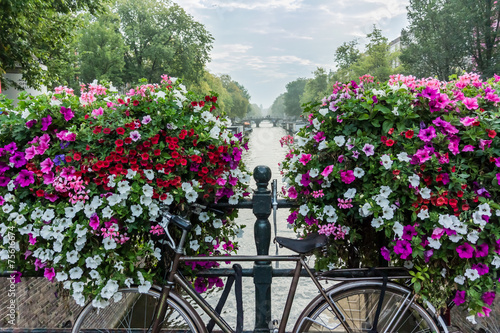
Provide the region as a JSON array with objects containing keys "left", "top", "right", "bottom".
[{"left": 245, "top": 116, "right": 288, "bottom": 127}]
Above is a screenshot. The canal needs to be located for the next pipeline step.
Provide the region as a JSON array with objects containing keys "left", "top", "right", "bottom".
[{"left": 201, "top": 122, "right": 320, "bottom": 331}]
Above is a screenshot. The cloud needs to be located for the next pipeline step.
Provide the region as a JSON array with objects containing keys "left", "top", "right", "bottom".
[{"left": 178, "top": 0, "right": 304, "bottom": 11}]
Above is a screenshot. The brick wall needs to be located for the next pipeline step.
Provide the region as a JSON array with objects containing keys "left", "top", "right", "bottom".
[{"left": 0, "top": 277, "right": 81, "bottom": 328}]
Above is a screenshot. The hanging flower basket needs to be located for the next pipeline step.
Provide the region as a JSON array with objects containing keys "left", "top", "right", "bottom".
[
  {"left": 280, "top": 73, "right": 500, "bottom": 321},
  {"left": 0, "top": 76, "right": 250, "bottom": 308}
]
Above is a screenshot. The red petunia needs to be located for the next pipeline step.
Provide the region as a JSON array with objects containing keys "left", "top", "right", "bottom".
[
  {"left": 115, "top": 139, "right": 124, "bottom": 147},
  {"left": 124, "top": 137, "right": 133, "bottom": 144},
  {"left": 116, "top": 147, "right": 124, "bottom": 154},
  {"left": 388, "top": 128, "right": 394, "bottom": 135},
  {"left": 385, "top": 139, "right": 395, "bottom": 146},
  {"left": 392, "top": 169, "right": 400, "bottom": 175},
  {"left": 405, "top": 130, "right": 414, "bottom": 139},
  {"left": 36, "top": 189, "right": 44, "bottom": 197},
  {"left": 133, "top": 100, "right": 139, "bottom": 106},
  {"left": 86, "top": 145, "right": 90, "bottom": 151},
  {"left": 73, "top": 152, "right": 82, "bottom": 161},
  {"left": 154, "top": 149, "right": 161, "bottom": 156},
  {"left": 116, "top": 127, "right": 125, "bottom": 135},
  {"left": 65, "top": 155, "right": 72, "bottom": 163},
  {"left": 141, "top": 153, "right": 149, "bottom": 161},
  {"left": 457, "top": 190, "right": 464, "bottom": 198},
  {"left": 103, "top": 128, "right": 111, "bottom": 134},
  {"left": 93, "top": 126, "right": 102, "bottom": 134}
]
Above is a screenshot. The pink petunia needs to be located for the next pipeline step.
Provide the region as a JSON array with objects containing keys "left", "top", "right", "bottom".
[
  {"left": 15, "top": 170, "right": 35, "bottom": 187},
  {"left": 89, "top": 213, "right": 100, "bottom": 230},
  {"left": 453, "top": 290, "right": 466, "bottom": 306},
  {"left": 40, "top": 158, "right": 54, "bottom": 174},
  {"left": 321, "top": 165, "right": 333, "bottom": 178},
  {"left": 44, "top": 267, "right": 55, "bottom": 282},
  {"left": 381, "top": 246, "right": 390, "bottom": 261},
  {"left": 462, "top": 145, "right": 475, "bottom": 152},
  {"left": 340, "top": 170, "right": 355, "bottom": 184},
  {"left": 288, "top": 186, "right": 297, "bottom": 199},
  {"left": 456, "top": 242, "right": 474, "bottom": 258},
  {"left": 479, "top": 139, "right": 492, "bottom": 150},
  {"left": 299, "top": 154, "right": 312, "bottom": 166},
  {"left": 460, "top": 116, "right": 477, "bottom": 126},
  {"left": 463, "top": 97, "right": 479, "bottom": 110}
]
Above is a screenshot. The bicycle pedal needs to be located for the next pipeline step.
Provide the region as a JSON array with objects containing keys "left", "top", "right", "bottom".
[{"left": 268, "top": 319, "right": 279, "bottom": 333}]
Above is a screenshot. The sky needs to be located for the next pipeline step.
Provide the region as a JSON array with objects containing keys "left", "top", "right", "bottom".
[{"left": 177, "top": 0, "right": 410, "bottom": 109}]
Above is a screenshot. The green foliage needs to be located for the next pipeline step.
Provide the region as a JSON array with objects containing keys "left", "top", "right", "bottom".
[
  {"left": 117, "top": 0, "right": 213, "bottom": 85},
  {"left": 0, "top": 0, "right": 107, "bottom": 89},
  {"left": 270, "top": 93, "right": 286, "bottom": 117},
  {"left": 300, "top": 68, "right": 330, "bottom": 105},
  {"left": 284, "top": 78, "right": 307, "bottom": 118}
]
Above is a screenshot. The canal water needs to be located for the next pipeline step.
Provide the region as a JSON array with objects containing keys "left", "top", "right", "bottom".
[{"left": 200, "top": 122, "right": 320, "bottom": 331}]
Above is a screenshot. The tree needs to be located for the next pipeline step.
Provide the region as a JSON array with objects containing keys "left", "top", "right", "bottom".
[
  {"left": 400, "top": 0, "right": 471, "bottom": 79},
  {"left": 188, "top": 71, "right": 234, "bottom": 115},
  {"left": 0, "top": 0, "right": 106, "bottom": 89},
  {"left": 283, "top": 78, "right": 307, "bottom": 117},
  {"left": 352, "top": 26, "right": 393, "bottom": 81},
  {"left": 116, "top": 0, "right": 213, "bottom": 85},
  {"left": 247, "top": 103, "right": 262, "bottom": 117},
  {"left": 300, "top": 67, "right": 330, "bottom": 105},
  {"left": 270, "top": 93, "right": 286, "bottom": 117},
  {"left": 78, "top": 12, "right": 126, "bottom": 88}
]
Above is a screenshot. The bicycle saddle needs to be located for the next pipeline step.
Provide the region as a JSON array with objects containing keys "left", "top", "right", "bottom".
[{"left": 274, "top": 233, "right": 328, "bottom": 254}]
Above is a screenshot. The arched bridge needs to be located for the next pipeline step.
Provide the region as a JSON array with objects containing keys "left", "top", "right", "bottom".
[{"left": 246, "top": 116, "right": 286, "bottom": 127}]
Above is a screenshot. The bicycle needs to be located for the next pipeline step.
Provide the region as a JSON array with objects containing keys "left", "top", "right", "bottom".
[{"left": 71, "top": 210, "right": 444, "bottom": 333}]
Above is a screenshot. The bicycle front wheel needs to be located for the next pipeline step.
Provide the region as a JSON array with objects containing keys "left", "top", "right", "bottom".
[
  {"left": 294, "top": 280, "right": 440, "bottom": 333},
  {"left": 72, "top": 286, "right": 206, "bottom": 333}
]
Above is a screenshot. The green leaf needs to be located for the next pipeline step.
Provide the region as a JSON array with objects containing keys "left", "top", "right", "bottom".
[{"left": 382, "top": 120, "right": 394, "bottom": 134}]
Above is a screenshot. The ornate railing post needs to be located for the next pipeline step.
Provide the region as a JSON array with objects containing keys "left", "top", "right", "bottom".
[{"left": 252, "top": 165, "right": 272, "bottom": 333}]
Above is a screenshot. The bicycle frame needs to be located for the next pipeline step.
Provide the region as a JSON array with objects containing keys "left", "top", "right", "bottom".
[{"left": 151, "top": 252, "right": 349, "bottom": 333}]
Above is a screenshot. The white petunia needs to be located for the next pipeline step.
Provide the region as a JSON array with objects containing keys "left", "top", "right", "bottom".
[
  {"left": 318, "top": 141, "right": 328, "bottom": 150},
  {"left": 464, "top": 268, "right": 479, "bottom": 281},
  {"left": 181, "top": 182, "right": 193, "bottom": 192},
  {"left": 65, "top": 207, "right": 77, "bottom": 219},
  {"left": 90, "top": 270, "right": 101, "bottom": 280},
  {"left": 380, "top": 155, "right": 393, "bottom": 169},
  {"left": 318, "top": 108, "right": 328, "bottom": 116},
  {"left": 353, "top": 167, "right": 365, "bottom": 178},
  {"left": 397, "top": 152, "right": 411, "bottom": 163},
  {"left": 454, "top": 275, "right": 465, "bottom": 285},
  {"left": 213, "top": 219, "right": 223, "bottom": 229},
  {"left": 199, "top": 212, "right": 209, "bottom": 222},
  {"left": 403, "top": 260, "right": 414, "bottom": 269},
  {"left": 190, "top": 240, "right": 200, "bottom": 251},
  {"left": 359, "top": 203, "right": 373, "bottom": 217},
  {"left": 299, "top": 205, "right": 310, "bottom": 216},
  {"left": 379, "top": 186, "right": 392, "bottom": 198},
  {"left": 491, "top": 255, "right": 500, "bottom": 268},
  {"left": 309, "top": 169, "right": 319, "bottom": 178},
  {"left": 131, "top": 204, "right": 143, "bottom": 217},
  {"left": 56, "top": 272, "right": 68, "bottom": 282},
  {"left": 69, "top": 267, "right": 83, "bottom": 280},
  {"left": 344, "top": 188, "right": 356, "bottom": 199},
  {"left": 477, "top": 203, "right": 491, "bottom": 216},
  {"left": 117, "top": 180, "right": 131, "bottom": 194},
  {"left": 66, "top": 250, "right": 79, "bottom": 264},
  {"left": 393, "top": 221, "right": 403, "bottom": 238},
  {"left": 333, "top": 135, "right": 346, "bottom": 146},
  {"left": 382, "top": 206, "right": 394, "bottom": 220},
  {"left": 371, "top": 217, "right": 383, "bottom": 228},
  {"left": 417, "top": 209, "right": 429, "bottom": 220},
  {"left": 103, "top": 237, "right": 117, "bottom": 250},
  {"left": 323, "top": 205, "right": 336, "bottom": 217},
  {"left": 428, "top": 238, "right": 441, "bottom": 250},
  {"left": 126, "top": 169, "right": 137, "bottom": 179},
  {"left": 185, "top": 191, "right": 198, "bottom": 203},
  {"left": 205, "top": 236, "right": 214, "bottom": 243},
  {"left": 142, "top": 184, "right": 154, "bottom": 197},
  {"left": 73, "top": 282, "right": 85, "bottom": 293},
  {"left": 138, "top": 281, "right": 152, "bottom": 294},
  {"left": 420, "top": 188, "right": 431, "bottom": 199},
  {"left": 107, "top": 194, "right": 121, "bottom": 206},
  {"left": 467, "top": 230, "right": 479, "bottom": 244},
  {"left": 102, "top": 206, "right": 113, "bottom": 219},
  {"left": 449, "top": 234, "right": 462, "bottom": 243},
  {"left": 408, "top": 174, "right": 420, "bottom": 187},
  {"left": 73, "top": 293, "right": 86, "bottom": 307},
  {"left": 466, "top": 315, "right": 477, "bottom": 325},
  {"left": 2, "top": 204, "right": 14, "bottom": 214},
  {"left": 438, "top": 214, "right": 453, "bottom": 229},
  {"left": 143, "top": 170, "right": 154, "bottom": 180},
  {"left": 140, "top": 195, "right": 152, "bottom": 206},
  {"left": 101, "top": 279, "right": 119, "bottom": 299}
]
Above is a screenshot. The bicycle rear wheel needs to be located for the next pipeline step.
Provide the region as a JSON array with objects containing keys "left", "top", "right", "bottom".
[
  {"left": 72, "top": 286, "right": 206, "bottom": 333},
  {"left": 294, "top": 280, "right": 440, "bottom": 333}
]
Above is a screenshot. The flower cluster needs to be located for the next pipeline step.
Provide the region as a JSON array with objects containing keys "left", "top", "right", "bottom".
[
  {"left": 280, "top": 73, "right": 500, "bottom": 320},
  {"left": 0, "top": 76, "right": 250, "bottom": 307}
]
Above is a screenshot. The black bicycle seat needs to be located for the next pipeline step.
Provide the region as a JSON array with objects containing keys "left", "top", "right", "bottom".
[{"left": 274, "top": 233, "right": 328, "bottom": 254}]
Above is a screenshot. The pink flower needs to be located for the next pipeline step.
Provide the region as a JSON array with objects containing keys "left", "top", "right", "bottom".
[
  {"left": 462, "top": 145, "right": 475, "bottom": 152},
  {"left": 288, "top": 186, "right": 297, "bottom": 199},
  {"left": 44, "top": 267, "right": 55, "bottom": 282},
  {"left": 381, "top": 246, "right": 390, "bottom": 261},
  {"left": 340, "top": 170, "right": 355, "bottom": 184},
  {"left": 15, "top": 170, "right": 35, "bottom": 187},
  {"left": 448, "top": 135, "right": 460, "bottom": 155},
  {"left": 43, "top": 172, "right": 55, "bottom": 185},
  {"left": 479, "top": 139, "right": 492, "bottom": 150},
  {"left": 216, "top": 178, "right": 226, "bottom": 186},
  {"left": 92, "top": 107, "right": 104, "bottom": 117},
  {"left": 453, "top": 290, "right": 466, "bottom": 306},
  {"left": 313, "top": 132, "right": 325, "bottom": 142},
  {"left": 482, "top": 292, "right": 495, "bottom": 306},
  {"left": 362, "top": 144, "right": 375, "bottom": 156},
  {"left": 299, "top": 154, "right": 312, "bottom": 166},
  {"left": 393, "top": 240, "right": 412, "bottom": 259},
  {"left": 431, "top": 227, "right": 445, "bottom": 239},
  {"left": 418, "top": 126, "right": 437, "bottom": 142},
  {"left": 89, "top": 213, "right": 100, "bottom": 230},
  {"left": 460, "top": 116, "right": 477, "bottom": 126},
  {"left": 456, "top": 242, "right": 474, "bottom": 258},
  {"left": 462, "top": 97, "right": 479, "bottom": 110},
  {"left": 40, "top": 158, "right": 54, "bottom": 174},
  {"left": 478, "top": 307, "right": 491, "bottom": 318},
  {"left": 321, "top": 165, "right": 333, "bottom": 178}
]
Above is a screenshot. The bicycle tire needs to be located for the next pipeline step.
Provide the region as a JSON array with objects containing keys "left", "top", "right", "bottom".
[
  {"left": 294, "top": 280, "right": 440, "bottom": 333},
  {"left": 72, "top": 286, "right": 206, "bottom": 333}
]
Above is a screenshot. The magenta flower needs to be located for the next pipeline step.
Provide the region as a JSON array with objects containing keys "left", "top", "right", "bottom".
[
  {"left": 44, "top": 267, "right": 55, "bottom": 282},
  {"left": 36, "top": 141, "right": 49, "bottom": 155},
  {"left": 15, "top": 169, "right": 35, "bottom": 187},
  {"left": 34, "top": 258, "right": 46, "bottom": 271},
  {"left": 478, "top": 307, "right": 491, "bottom": 318},
  {"left": 485, "top": 92, "right": 500, "bottom": 103},
  {"left": 25, "top": 146, "right": 37, "bottom": 160},
  {"left": 462, "top": 145, "right": 475, "bottom": 152},
  {"left": 89, "top": 213, "right": 100, "bottom": 230},
  {"left": 431, "top": 228, "right": 445, "bottom": 239},
  {"left": 453, "top": 290, "right": 466, "bottom": 306},
  {"left": 0, "top": 176, "right": 9, "bottom": 187},
  {"left": 40, "top": 158, "right": 54, "bottom": 174},
  {"left": 60, "top": 106, "right": 74, "bottom": 121},
  {"left": 424, "top": 249, "right": 433, "bottom": 262},
  {"left": 479, "top": 139, "right": 492, "bottom": 150},
  {"left": 456, "top": 242, "right": 474, "bottom": 258},
  {"left": 381, "top": 246, "right": 390, "bottom": 261},
  {"left": 393, "top": 240, "right": 412, "bottom": 259},
  {"left": 0, "top": 196, "right": 4, "bottom": 206},
  {"left": 472, "top": 263, "right": 489, "bottom": 276},
  {"left": 340, "top": 170, "right": 355, "bottom": 184},
  {"left": 28, "top": 233, "right": 37, "bottom": 245},
  {"left": 463, "top": 97, "right": 479, "bottom": 110},
  {"left": 482, "top": 292, "right": 495, "bottom": 306},
  {"left": 4, "top": 142, "right": 17, "bottom": 153},
  {"left": 402, "top": 225, "right": 417, "bottom": 241},
  {"left": 321, "top": 165, "right": 333, "bottom": 178},
  {"left": 362, "top": 143, "right": 375, "bottom": 156},
  {"left": 299, "top": 154, "right": 312, "bottom": 166},
  {"left": 41, "top": 115, "right": 52, "bottom": 131},
  {"left": 9, "top": 151, "right": 26, "bottom": 168},
  {"left": 460, "top": 116, "right": 477, "bottom": 126},
  {"left": 300, "top": 173, "right": 311, "bottom": 187},
  {"left": 448, "top": 135, "right": 460, "bottom": 155},
  {"left": 43, "top": 172, "right": 55, "bottom": 185},
  {"left": 313, "top": 132, "right": 326, "bottom": 142},
  {"left": 288, "top": 186, "right": 297, "bottom": 199},
  {"left": 418, "top": 126, "right": 437, "bottom": 142},
  {"left": 475, "top": 243, "right": 489, "bottom": 258},
  {"left": 26, "top": 119, "right": 37, "bottom": 128}
]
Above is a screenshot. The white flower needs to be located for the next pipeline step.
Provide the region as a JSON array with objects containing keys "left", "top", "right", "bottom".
[
  {"left": 90, "top": 270, "right": 101, "bottom": 280},
  {"left": 142, "top": 184, "right": 154, "bottom": 197},
  {"left": 190, "top": 240, "right": 200, "bottom": 251},
  {"left": 181, "top": 182, "right": 193, "bottom": 192},
  {"left": 73, "top": 282, "right": 85, "bottom": 293},
  {"left": 103, "top": 237, "right": 117, "bottom": 250},
  {"left": 205, "top": 236, "right": 214, "bottom": 243},
  {"left": 124, "top": 278, "right": 134, "bottom": 288},
  {"left": 14, "top": 214, "right": 26, "bottom": 225},
  {"left": 162, "top": 193, "right": 174, "bottom": 205},
  {"left": 466, "top": 315, "right": 477, "bottom": 325},
  {"left": 441, "top": 268, "right": 447, "bottom": 277},
  {"left": 492, "top": 255, "right": 500, "bottom": 268},
  {"left": 333, "top": 136, "right": 346, "bottom": 146},
  {"left": 318, "top": 141, "right": 328, "bottom": 150},
  {"left": 359, "top": 203, "right": 373, "bottom": 217},
  {"left": 449, "top": 234, "right": 462, "bottom": 243},
  {"left": 66, "top": 250, "right": 79, "bottom": 264},
  {"left": 420, "top": 187, "right": 431, "bottom": 199},
  {"left": 65, "top": 207, "right": 77, "bottom": 219},
  {"left": 371, "top": 217, "right": 383, "bottom": 228},
  {"left": 438, "top": 214, "right": 453, "bottom": 228},
  {"left": 353, "top": 167, "right": 365, "bottom": 178},
  {"left": 140, "top": 195, "right": 152, "bottom": 206},
  {"left": 323, "top": 205, "right": 336, "bottom": 217},
  {"left": 472, "top": 211, "right": 487, "bottom": 227},
  {"left": 392, "top": 107, "right": 399, "bottom": 116},
  {"left": 2, "top": 204, "right": 14, "bottom": 214},
  {"left": 73, "top": 293, "right": 86, "bottom": 306},
  {"left": 85, "top": 255, "right": 102, "bottom": 269},
  {"left": 408, "top": 174, "right": 420, "bottom": 187},
  {"left": 101, "top": 279, "right": 119, "bottom": 299},
  {"left": 113, "top": 292, "right": 123, "bottom": 303},
  {"left": 417, "top": 209, "right": 429, "bottom": 220},
  {"left": 299, "top": 204, "right": 310, "bottom": 216},
  {"left": 344, "top": 188, "right": 356, "bottom": 199},
  {"left": 318, "top": 108, "right": 328, "bottom": 116},
  {"left": 309, "top": 168, "right": 319, "bottom": 178},
  {"left": 379, "top": 186, "right": 392, "bottom": 198},
  {"left": 228, "top": 195, "right": 239, "bottom": 205},
  {"left": 107, "top": 194, "right": 121, "bottom": 206},
  {"left": 126, "top": 169, "right": 137, "bottom": 179},
  {"left": 397, "top": 152, "right": 411, "bottom": 163},
  {"left": 185, "top": 191, "right": 198, "bottom": 203},
  {"left": 312, "top": 118, "right": 321, "bottom": 129},
  {"left": 131, "top": 204, "right": 143, "bottom": 217},
  {"left": 296, "top": 136, "right": 308, "bottom": 147},
  {"left": 380, "top": 154, "right": 393, "bottom": 169},
  {"left": 138, "top": 281, "right": 152, "bottom": 294},
  {"left": 374, "top": 195, "right": 390, "bottom": 208},
  {"left": 144, "top": 170, "right": 154, "bottom": 180},
  {"left": 199, "top": 212, "right": 209, "bottom": 222},
  {"left": 56, "top": 272, "right": 68, "bottom": 282},
  {"left": 477, "top": 203, "right": 491, "bottom": 216},
  {"left": 69, "top": 267, "right": 83, "bottom": 280},
  {"left": 117, "top": 180, "right": 131, "bottom": 194},
  {"left": 428, "top": 238, "right": 441, "bottom": 249},
  {"left": 90, "top": 196, "right": 103, "bottom": 209},
  {"left": 213, "top": 219, "right": 223, "bottom": 229},
  {"left": 393, "top": 221, "right": 403, "bottom": 238},
  {"left": 454, "top": 275, "right": 465, "bottom": 285},
  {"left": 403, "top": 260, "right": 414, "bottom": 269},
  {"left": 464, "top": 268, "right": 480, "bottom": 281},
  {"left": 382, "top": 206, "right": 394, "bottom": 220},
  {"left": 467, "top": 230, "right": 479, "bottom": 244}
]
